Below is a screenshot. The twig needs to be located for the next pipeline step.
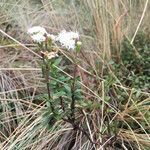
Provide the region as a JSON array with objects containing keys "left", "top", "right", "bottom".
[{"left": 63, "top": 118, "right": 98, "bottom": 145}]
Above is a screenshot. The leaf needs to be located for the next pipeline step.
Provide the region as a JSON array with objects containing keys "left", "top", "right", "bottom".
[
  {"left": 64, "top": 85, "right": 71, "bottom": 93},
  {"left": 52, "top": 91, "right": 66, "bottom": 99},
  {"left": 53, "top": 57, "right": 62, "bottom": 66}
]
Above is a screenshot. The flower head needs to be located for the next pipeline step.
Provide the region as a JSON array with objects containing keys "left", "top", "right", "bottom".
[
  {"left": 56, "top": 30, "right": 79, "bottom": 50},
  {"left": 31, "top": 33, "right": 46, "bottom": 43},
  {"left": 27, "top": 26, "right": 47, "bottom": 35},
  {"left": 27, "top": 26, "right": 47, "bottom": 43},
  {"left": 76, "top": 41, "right": 82, "bottom": 46},
  {"left": 47, "top": 34, "right": 56, "bottom": 41},
  {"left": 27, "top": 26, "right": 56, "bottom": 43}
]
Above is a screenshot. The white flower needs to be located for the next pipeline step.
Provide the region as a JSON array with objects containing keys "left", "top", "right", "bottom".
[
  {"left": 47, "top": 34, "right": 56, "bottom": 41},
  {"left": 27, "top": 26, "right": 47, "bottom": 35},
  {"left": 31, "top": 33, "right": 46, "bottom": 43},
  {"left": 28, "top": 26, "right": 57, "bottom": 43},
  {"left": 56, "top": 30, "right": 79, "bottom": 50},
  {"left": 76, "top": 41, "right": 82, "bottom": 46},
  {"left": 28, "top": 26, "right": 47, "bottom": 43}
]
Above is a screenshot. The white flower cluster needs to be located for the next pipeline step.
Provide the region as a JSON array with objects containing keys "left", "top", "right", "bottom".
[
  {"left": 56, "top": 30, "right": 79, "bottom": 50},
  {"left": 28, "top": 26, "right": 80, "bottom": 50},
  {"left": 27, "top": 26, "right": 56, "bottom": 43},
  {"left": 28, "top": 26, "right": 47, "bottom": 35}
]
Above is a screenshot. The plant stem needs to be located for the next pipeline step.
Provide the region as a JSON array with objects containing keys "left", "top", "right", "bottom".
[
  {"left": 70, "top": 64, "right": 77, "bottom": 122},
  {"left": 63, "top": 118, "right": 99, "bottom": 146},
  {"left": 43, "top": 58, "right": 55, "bottom": 113}
]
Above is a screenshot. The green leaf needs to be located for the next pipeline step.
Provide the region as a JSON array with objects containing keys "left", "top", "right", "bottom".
[
  {"left": 53, "top": 57, "right": 62, "bottom": 66},
  {"left": 52, "top": 91, "right": 66, "bottom": 99},
  {"left": 64, "top": 85, "right": 71, "bottom": 93}
]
